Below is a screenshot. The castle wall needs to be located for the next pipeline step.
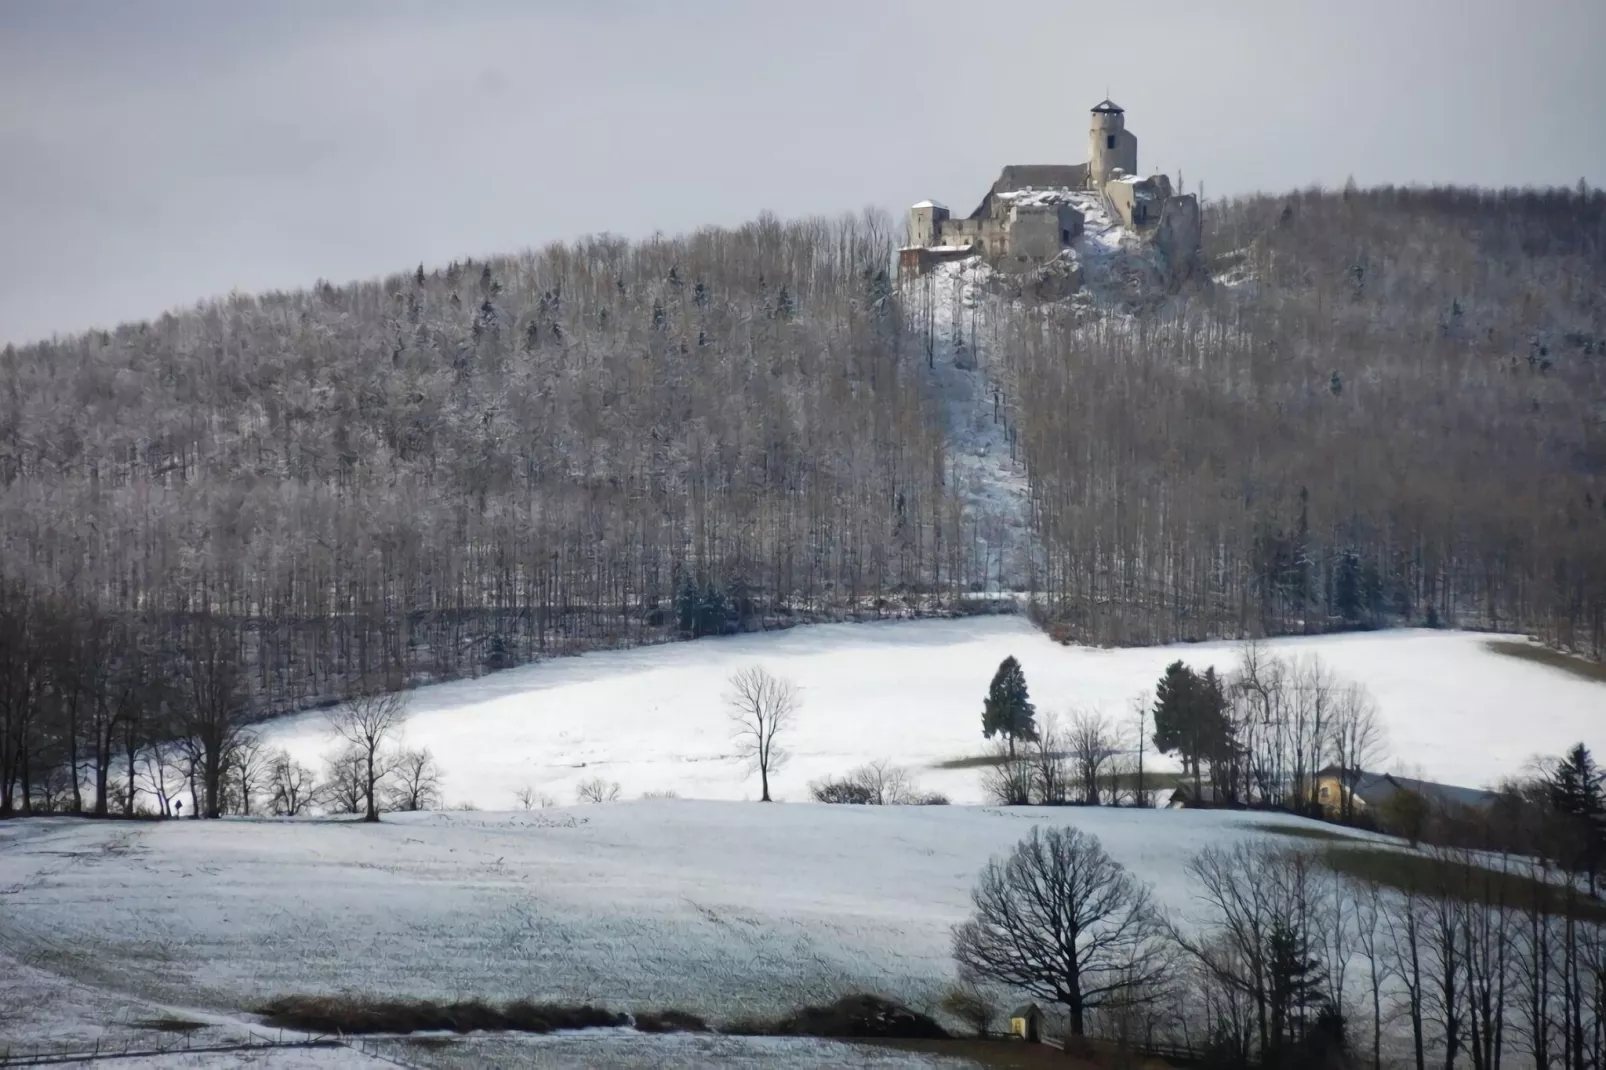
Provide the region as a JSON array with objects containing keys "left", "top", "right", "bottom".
[
  {"left": 1104, "top": 174, "right": 1170, "bottom": 229},
  {"left": 1154, "top": 193, "right": 1202, "bottom": 275},
  {"left": 1006, "top": 206, "right": 1065, "bottom": 260},
  {"left": 935, "top": 215, "right": 1007, "bottom": 255}
]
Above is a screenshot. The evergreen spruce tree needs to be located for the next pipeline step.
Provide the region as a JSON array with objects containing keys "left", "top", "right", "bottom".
[
  {"left": 1153, "top": 661, "right": 1229, "bottom": 802},
  {"left": 982, "top": 656, "right": 1037, "bottom": 758},
  {"left": 1333, "top": 550, "right": 1362, "bottom": 621},
  {"left": 725, "top": 575, "right": 753, "bottom": 628},
  {"left": 675, "top": 575, "right": 701, "bottom": 636},
  {"left": 1267, "top": 920, "right": 1331, "bottom": 1059},
  {"left": 1549, "top": 743, "right": 1603, "bottom": 815},
  {"left": 1151, "top": 661, "right": 1195, "bottom": 769},
  {"left": 1547, "top": 743, "right": 1606, "bottom": 893},
  {"left": 1192, "top": 667, "right": 1229, "bottom": 800},
  {"left": 1359, "top": 559, "right": 1385, "bottom": 620},
  {"left": 697, "top": 583, "right": 727, "bottom": 637}
]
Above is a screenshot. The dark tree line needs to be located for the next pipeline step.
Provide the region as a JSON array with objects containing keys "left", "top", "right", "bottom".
[
  {"left": 0, "top": 577, "right": 440, "bottom": 817},
  {"left": 955, "top": 813, "right": 1606, "bottom": 1069}
]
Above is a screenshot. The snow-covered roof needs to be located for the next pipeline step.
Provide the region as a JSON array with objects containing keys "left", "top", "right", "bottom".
[
  {"left": 1347, "top": 771, "right": 1500, "bottom": 811},
  {"left": 911, "top": 200, "right": 949, "bottom": 211},
  {"left": 1091, "top": 98, "right": 1124, "bottom": 113},
  {"left": 926, "top": 245, "right": 974, "bottom": 253}
]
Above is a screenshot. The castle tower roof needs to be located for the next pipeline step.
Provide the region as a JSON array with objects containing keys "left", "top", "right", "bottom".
[{"left": 1091, "top": 99, "right": 1124, "bottom": 114}]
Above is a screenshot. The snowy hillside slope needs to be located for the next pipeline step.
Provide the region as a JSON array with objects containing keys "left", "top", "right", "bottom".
[
  {"left": 914, "top": 259, "right": 1036, "bottom": 589},
  {"left": 906, "top": 190, "right": 1170, "bottom": 590},
  {"left": 0, "top": 805, "right": 1382, "bottom": 1031},
  {"left": 258, "top": 618, "right": 1603, "bottom": 808}
]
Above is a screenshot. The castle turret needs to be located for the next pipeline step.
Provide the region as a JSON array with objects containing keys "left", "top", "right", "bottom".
[
  {"left": 907, "top": 200, "right": 950, "bottom": 248},
  {"left": 1088, "top": 99, "right": 1138, "bottom": 189}
]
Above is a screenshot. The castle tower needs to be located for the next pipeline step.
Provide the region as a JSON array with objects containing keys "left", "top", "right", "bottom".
[
  {"left": 907, "top": 200, "right": 950, "bottom": 247},
  {"left": 1088, "top": 99, "right": 1138, "bottom": 189}
]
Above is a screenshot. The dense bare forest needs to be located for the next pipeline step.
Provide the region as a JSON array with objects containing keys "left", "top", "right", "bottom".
[
  {"left": 1014, "top": 185, "right": 1606, "bottom": 652},
  {"left": 0, "top": 185, "right": 1602, "bottom": 812}
]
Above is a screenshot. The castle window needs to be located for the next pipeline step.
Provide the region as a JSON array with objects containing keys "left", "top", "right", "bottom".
[{"left": 1106, "top": 135, "right": 1116, "bottom": 149}]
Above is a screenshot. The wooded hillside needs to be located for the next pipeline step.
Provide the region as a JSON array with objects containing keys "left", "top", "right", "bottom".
[
  {"left": 2, "top": 213, "right": 960, "bottom": 717},
  {"left": 1014, "top": 185, "right": 1605, "bottom": 652},
  {"left": 0, "top": 185, "right": 1602, "bottom": 811}
]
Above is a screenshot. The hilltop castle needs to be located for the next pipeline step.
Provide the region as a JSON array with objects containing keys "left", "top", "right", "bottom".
[{"left": 900, "top": 100, "right": 1199, "bottom": 278}]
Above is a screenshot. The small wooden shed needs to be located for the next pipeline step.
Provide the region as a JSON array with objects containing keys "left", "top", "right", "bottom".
[{"left": 1008, "top": 1002, "right": 1044, "bottom": 1042}]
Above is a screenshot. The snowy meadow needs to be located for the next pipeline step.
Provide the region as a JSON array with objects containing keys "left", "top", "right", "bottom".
[
  {"left": 0, "top": 802, "right": 1364, "bottom": 1026},
  {"left": 261, "top": 617, "right": 1602, "bottom": 808},
  {"left": 7, "top": 617, "right": 1604, "bottom": 1061}
]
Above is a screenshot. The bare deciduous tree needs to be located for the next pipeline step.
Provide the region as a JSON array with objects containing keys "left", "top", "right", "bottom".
[
  {"left": 575, "top": 776, "right": 621, "bottom": 804},
  {"left": 227, "top": 732, "right": 271, "bottom": 816},
  {"left": 1067, "top": 709, "right": 1119, "bottom": 806},
  {"left": 726, "top": 666, "right": 798, "bottom": 803},
  {"left": 177, "top": 616, "right": 249, "bottom": 819},
  {"left": 1169, "top": 842, "right": 1333, "bottom": 1065},
  {"left": 1326, "top": 684, "right": 1385, "bottom": 822},
  {"left": 980, "top": 740, "right": 1032, "bottom": 806},
  {"left": 1029, "top": 713, "right": 1069, "bottom": 805},
  {"left": 327, "top": 683, "right": 407, "bottom": 822},
  {"left": 1342, "top": 872, "right": 1392, "bottom": 1070},
  {"left": 953, "top": 825, "right": 1168, "bottom": 1037},
  {"left": 324, "top": 746, "right": 368, "bottom": 815},
  {"left": 267, "top": 749, "right": 319, "bottom": 816},
  {"left": 939, "top": 981, "right": 998, "bottom": 1038},
  {"left": 386, "top": 747, "right": 442, "bottom": 812}
]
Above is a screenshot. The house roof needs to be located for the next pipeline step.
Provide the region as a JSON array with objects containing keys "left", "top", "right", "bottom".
[
  {"left": 911, "top": 200, "right": 948, "bottom": 211},
  {"left": 1010, "top": 1003, "right": 1042, "bottom": 1017},
  {"left": 1091, "top": 98, "right": 1124, "bottom": 114},
  {"left": 1170, "top": 783, "right": 1226, "bottom": 803},
  {"left": 1322, "top": 767, "right": 1499, "bottom": 811}
]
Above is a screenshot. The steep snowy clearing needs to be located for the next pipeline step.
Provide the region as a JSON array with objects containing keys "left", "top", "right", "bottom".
[
  {"left": 260, "top": 619, "right": 1603, "bottom": 808},
  {"left": 0, "top": 805, "right": 1374, "bottom": 1033},
  {"left": 913, "top": 256, "right": 1035, "bottom": 590},
  {"left": 907, "top": 190, "right": 1187, "bottom": 590}
]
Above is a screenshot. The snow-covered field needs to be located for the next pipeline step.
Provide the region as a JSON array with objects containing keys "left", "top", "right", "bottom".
[
  {"left": 7, "top": 619, "right": 1600, "bottom": 1059},
  {"left": 15, "top": 1037, "right": 973, "bottom": 1070},
  {"left": 263, "top": 618, "right": 1601, "bottom": 808},
  {"left": 0, "top": 802, "right": 1363, "bottom": 1048}
]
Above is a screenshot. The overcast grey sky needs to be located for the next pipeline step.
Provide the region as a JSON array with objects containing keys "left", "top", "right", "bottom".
[{"left": 3, "top": 0, "right": 1603, "bottom": 346}]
